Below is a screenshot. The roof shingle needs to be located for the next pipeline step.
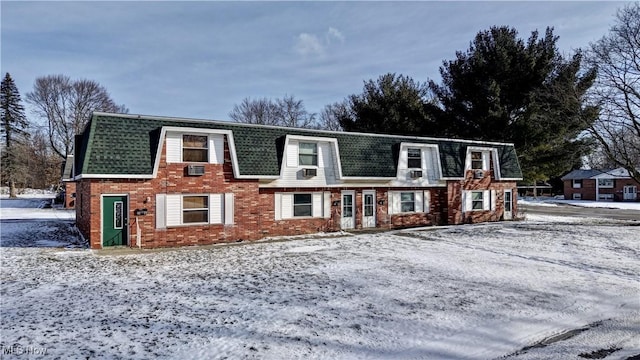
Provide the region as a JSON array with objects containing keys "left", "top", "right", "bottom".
[{"left": 75, "top": 113, "right": 523, "bottom": 180}]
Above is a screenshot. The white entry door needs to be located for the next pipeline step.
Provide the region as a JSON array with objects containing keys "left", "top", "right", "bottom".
[
  {"left": 341, "top": 191, "right": 355, "bottom": 229},
  {"left": 503, "top": 189, "right": 513, "bottom": 220},
  {"left": 624, "top": 186, "right": 637, "bottom": 201},
  {"left": 362, "top": 190, "right": 376, "bottom": 228}
]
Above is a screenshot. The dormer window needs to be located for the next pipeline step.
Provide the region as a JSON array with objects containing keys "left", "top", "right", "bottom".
[
  {"left": 299, "top": 143, "right": 318, "bottom": 166},
  {"left": 407, "top": 148, "right": 421, "bottom": 169},
  {"left": 183, "top": 135, "right": 208, "bottom": 162},
  {"left": 471, "top": 152, "right": 483, "bottom": 170}
]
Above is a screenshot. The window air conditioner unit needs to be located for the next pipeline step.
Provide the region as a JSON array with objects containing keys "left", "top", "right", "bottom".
[
  {"left": 303, "top": 168, "right": 317, "bottom": 177},
  {"left": 474, "top": 169, "right": 485, "bottom": 179},
  {"left": 187, "top": 165, "right": 206, "bottom": 176},
  {"left": 410, "top": 170, "right": 423, "bottom": 179}
]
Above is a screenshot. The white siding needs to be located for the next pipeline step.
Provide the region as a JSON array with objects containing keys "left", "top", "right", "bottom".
[
  {"left": 166, "top": 194, "right": 182, "bottom": 226},
  {"left": 209, "top": 194, "right": 224, "bottom": 224},
  {"left": 394, "top": 144, "right": 443, "bottom": 186},
  {"left": 415, "top": 191, "right": 424, "bottom": 213},
  {"left": 424, "top": 191, "right": 431, "bottom": 213},
  {"left": 388, "top": 192, "right": 397, "bottom": 214},
  {"left": 312, "top": 192, "right": 323, "bottom": 217},
  {"left": 224, "top": 193, "right": 234, "bottom": 225},
  {"left": 274, "top": 193, "right": 282, "bottom": 220},
  {"left": 482, "top": 152, "right": 491, "bottom": 171},
  {"left": 281, "top": 193, "right": 293, "bottom": 219},
  {"left": 166, "top": 132, "right": 182, "bottom": 163},
  {"left": 330, "top": 145, "right": 341, "bottom": 179},
  {"left": 156, "top": 194, "right": 166, "bottom": 229},
  {"left": 286, "top": 140, "right": 298, "bottom": 167},
  {"left": 323, "top": 192, "right": 331, "bottom": 218},
  {"left": 463, "top": 191, "right": 470, "bottom": 213},
  {"left": 210, "top": 134, "right": 225, "bottom": 164},
  {"left": 483, "top": 190, "right": 491, "bottom": 211},
  {"left": 491, "top": 190, "right": 497, "bottom": 211},
  {"left": 389, "top": 191, "right": 427, "bottom": 215}
]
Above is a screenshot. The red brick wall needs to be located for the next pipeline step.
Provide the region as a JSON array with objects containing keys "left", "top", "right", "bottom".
[
  {"left": 564, "top": 178, "right": 640, "bottom": 201},
  {"left": 447, "top": 169, "right": 517, "bottom": 224},
  {"left": 64, "top": 181, "right": 76, "bottom": 208}
]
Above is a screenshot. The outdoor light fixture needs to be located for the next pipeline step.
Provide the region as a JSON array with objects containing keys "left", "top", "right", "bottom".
[{"left": 332, "top": 200, "right": 340, "bottom": 206}]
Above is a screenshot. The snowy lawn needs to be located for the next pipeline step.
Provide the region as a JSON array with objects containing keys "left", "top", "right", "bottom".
[{"left": 1, "top": 199, "right": 639, "bottom": 359}]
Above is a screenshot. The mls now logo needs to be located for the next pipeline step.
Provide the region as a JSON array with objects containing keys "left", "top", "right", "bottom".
[{"left": 1, "top": 344, "right": 48, "bottom": 356}]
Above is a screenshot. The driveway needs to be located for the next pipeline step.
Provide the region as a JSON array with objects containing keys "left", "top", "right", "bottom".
[{"left": 519, "top": 203, "right": 640, "bottom": 221}]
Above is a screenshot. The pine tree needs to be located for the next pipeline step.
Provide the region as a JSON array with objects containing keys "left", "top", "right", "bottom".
[{"left": 1, "top": 72, "right": 30, "bottom": 198}]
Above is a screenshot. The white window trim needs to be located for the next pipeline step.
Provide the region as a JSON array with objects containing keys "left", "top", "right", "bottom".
[
  {"left": 572, "top": 179, "right": 582, "bottom": 188},
  {"left": 388, "top": 190, "right": 430, "bottom": 215},
  {"left": 274, "top": 192, "right": 328, "bottom": 220},
  {"left": 281, "top": 135, "right": 342, "bottom": 178},
  {"left": 161, "top": 193, "right": 231, "bottom": 228},
  {"left": 181, "top": 134, "right": 210, "bottom": 163},
  {"left": 396, "top": 143, "right": 443, "bottom": 181},
  {"left": 462, "top": 190, "right": 494, "bottom": 212},
  {"left": 182, "top": 195, "right": 210, "bottom": 225},
  {"left": 597, "top": 179, "right": 614, "bottom": 188},
  {"left": 298, "top": 142, "right": 319, "bottom": 167},
  {"left": 465, "top": 147, "right": 500, "bottom": 179},
  {"left": 159, "top": 127, "right": 266, "bottom": 180}
]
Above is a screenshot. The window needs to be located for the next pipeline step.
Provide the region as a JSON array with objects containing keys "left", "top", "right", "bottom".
[
  {"left": 471, "top": 191, "right": 484, "bottom": 210},
  {"left": 407, "top": 148, "right": 422, "bottom": 169},
  {"left": 400, "top": 192, "right": 415, "bottom": 212},
  {"left": 572, "top": 179, "right": 582, "bottom": 189},
  {"left": 183, "top": 135, "right": 208, "bottom": 162},
  {"left": 572, "top": 193, "right": 582, "bottom": 200},
  {"left": 293, "top": 194, "right": 313, "bottom": 217},
  {"left": 471, "top": 152, "right": 483, "bottom": 170},
  {"left": 598, "top": 193, "right": 613, "bottom": 200},
  {"left": 598, "top": 179, "right": 614, "bottom": 188},
  {"left": 183, "top": 196, "right": 208, "bottom": 223},
  {"left": 299, "top": 143, "right": 318, "bottom": 166},
  {"left": 364, "top": 194, "right": 374, "bottom": 217}
]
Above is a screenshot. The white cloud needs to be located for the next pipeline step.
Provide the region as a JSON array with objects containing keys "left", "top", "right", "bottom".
[
  {"left": 327, "top": 27, "right": 345, "bottom": 43},
  {"left": 295, "top": 33, "right": 325, "bottom": 56},
  {"left": 294, "top": 27, "right": 345, "bottom": 57}
]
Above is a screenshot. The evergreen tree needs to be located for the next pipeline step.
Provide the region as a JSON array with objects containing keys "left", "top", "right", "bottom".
[
  {"left": 1, "top": 73, "right": 30, "bottom": 198},
  {"left": 429, "top": 26, "right": 598, "bottom": 183},
  {"left": 338, "top": 73, "right": 442, "bottom": 136}
]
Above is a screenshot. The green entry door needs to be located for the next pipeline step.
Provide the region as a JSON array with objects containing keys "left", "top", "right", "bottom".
[{"left": 103, "top": 196, "right": 128, "bottom": 246}]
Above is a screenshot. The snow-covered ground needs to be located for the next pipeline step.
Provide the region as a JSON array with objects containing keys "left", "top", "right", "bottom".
[
  {"left": 1, "top": 197, "right": 639, "bottom": 359},
  {"left": 520, "top": 197, "right": 640, "bottom": 211}
]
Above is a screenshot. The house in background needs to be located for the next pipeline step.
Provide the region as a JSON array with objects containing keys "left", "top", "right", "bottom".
[
  {"left": 561, "top": 168, "right": 639, "bottom": 202},
  {"left": 71, "top": 112, "right": 523, "bottom": 249}
]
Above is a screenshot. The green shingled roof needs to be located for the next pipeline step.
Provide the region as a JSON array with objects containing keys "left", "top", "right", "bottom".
[{"left": 75, "top": 113, "right": 523, "bottom": 179}]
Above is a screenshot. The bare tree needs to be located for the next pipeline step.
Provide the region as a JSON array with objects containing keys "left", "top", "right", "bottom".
[
  {"left": 316, "top": 102, "right": 346, "bottom": 131},
  {"left": 229, "top": 95, "right": 317, "bottom": 128},
  {"left": 588, "top": 3, "right": 640, "bottom": 182},
  {"left": 26, "top": 75, "right": 127, "bottom": 159},
  {"left": 229, "top": 97, "right": 280, "bottom": 126},
  {"left": 275, "top": 95, "right": 316, "bottom": 128}
]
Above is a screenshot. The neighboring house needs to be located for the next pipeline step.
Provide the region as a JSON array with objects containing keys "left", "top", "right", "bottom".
[
  {"left": 72, "top": 112, "right": 523, "bottom": 249},
  {"left": 561, "top": 168, "right": 639, "bottom": 202},
  {"left": 61, "top": 155, "right": 75, "bottom": 208}
]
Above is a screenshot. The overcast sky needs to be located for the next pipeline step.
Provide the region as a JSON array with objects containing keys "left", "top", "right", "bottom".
[{"left": 1, "top": 1, "right": 624, "bottom": 122}]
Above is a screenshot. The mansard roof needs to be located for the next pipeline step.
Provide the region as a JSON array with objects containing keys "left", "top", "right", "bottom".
[{"left": 74, "top": 112, "right": 523, "bottom": 180}]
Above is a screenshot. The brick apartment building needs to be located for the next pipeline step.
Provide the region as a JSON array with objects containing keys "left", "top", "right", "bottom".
[
  {"left": 71, "top": 112, "right": 523, "bottom": 249},
  {"left": 561, "top": 168, "right": 639, "bottom": 202}
]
